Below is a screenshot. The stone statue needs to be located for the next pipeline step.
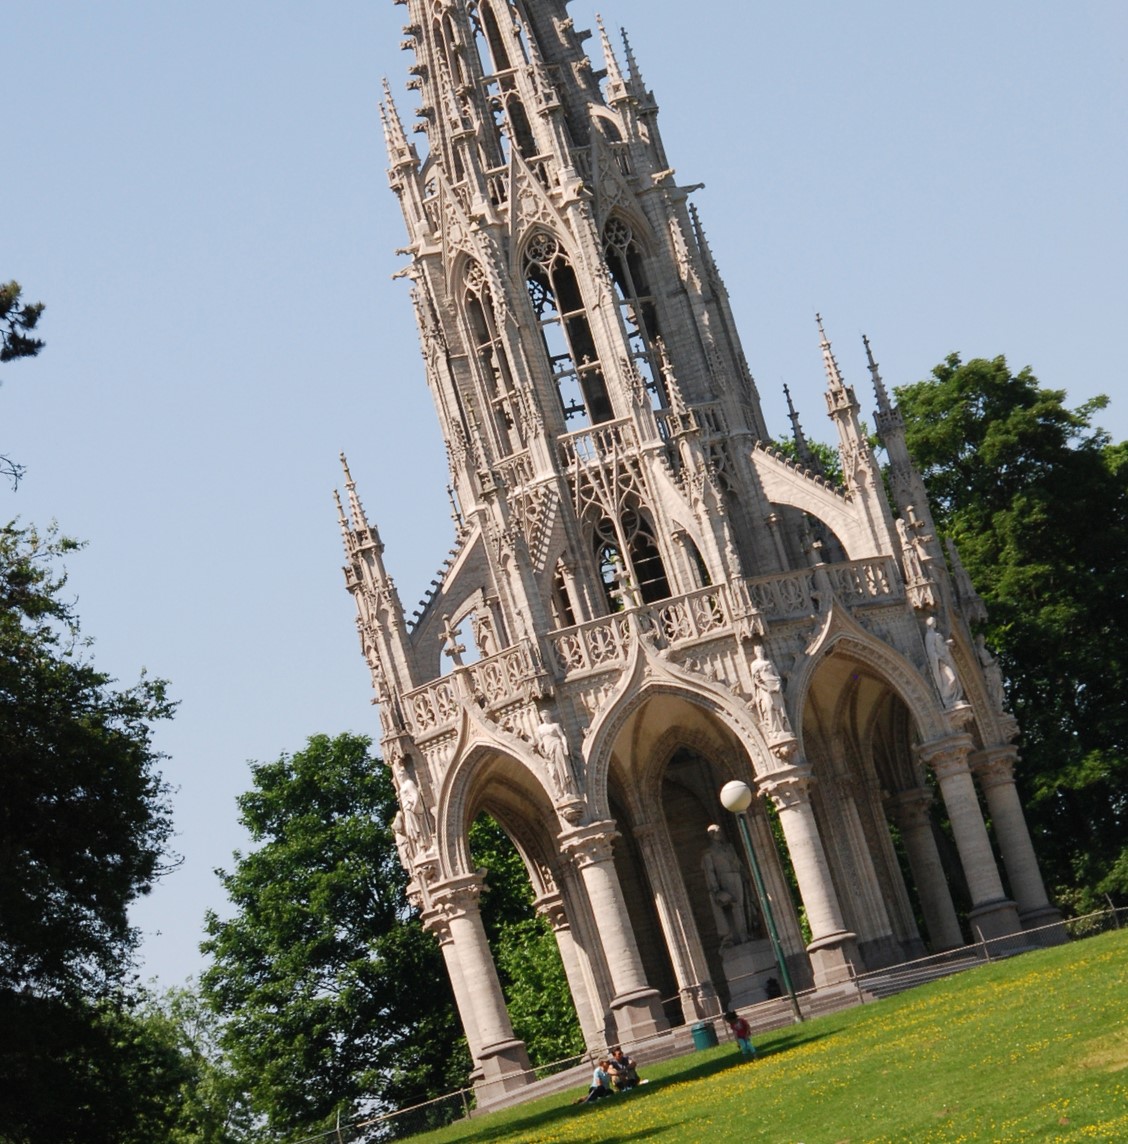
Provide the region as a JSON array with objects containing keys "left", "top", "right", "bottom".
[
  {"left": 975, "top": 634, "right": 1007, "bottom": 712},
  {"left": 535, "top": 718, "right": 575, "bottom": 800},
  {"left": 896, "top": 517, "right": 926, "bottom": 582},
  {"left": 749, "top": 644, "right": 791, "bottom": 735},
  {"left": 925, "top": 617, "right": 963, "bottom": 708},
  {"left": 394, "top": 763, "right": 428, "bottom": 847},
  {"left": 392, "top": 810, "right": 412, "bottom": 868},
  {"left": 701, "top": 824, "right": 756, "bottom": 947}
]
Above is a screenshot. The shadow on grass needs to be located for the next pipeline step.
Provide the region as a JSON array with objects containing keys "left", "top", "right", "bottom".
[{"left": 449, "top": 1031, "right": 841, "bottom": 1143}]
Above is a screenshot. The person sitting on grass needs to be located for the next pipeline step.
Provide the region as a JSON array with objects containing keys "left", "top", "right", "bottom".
[
  {"left": 724, "top": 1009, "right": 756, "bottom": 1058},
  {"left": 608, "top": 1047, "right": 643, "bottom": 1091},
  {"left": 577, "top": 1059, "right": 614, "bottom": 1103}
]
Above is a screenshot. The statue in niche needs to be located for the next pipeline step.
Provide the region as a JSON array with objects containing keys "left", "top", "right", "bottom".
[
  {"left": 392, "top": 810, "right": 412, "bottom": 868},
  {"left": 535, "top": 717, "right": 576, "bottom": 800},
  {"left": 925, "top": 616, "right": 964, "bottom": 708},
  {"left": 394, "top": 762, "right": 428, "bottom": 849},
  {"left": 473, "top": 611, "right": 497, "bottom": 658},
  {"left": 749, "top": 643, "right": 792, "bottom": 735},
  {"left": 701, "top": 824, "right": 758, "bottom": 947},
  {"left": 975, "top": 634, "right": 1007, "bottom": 712},
  {"left": 896, "top": 517, "right": 927, "bottom": 582}
]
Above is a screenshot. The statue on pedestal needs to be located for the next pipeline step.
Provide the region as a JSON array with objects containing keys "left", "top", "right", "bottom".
[{"left": 701, "top": 824, "right": 758, "bottom": 947}]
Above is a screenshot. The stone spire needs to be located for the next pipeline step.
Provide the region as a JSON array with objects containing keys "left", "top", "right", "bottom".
[
  {"left": 784, "top": 383, "right": 823, "bottom": 475},
  {"left": 597, "top": 16, "right": 629, "bottom": 104}
]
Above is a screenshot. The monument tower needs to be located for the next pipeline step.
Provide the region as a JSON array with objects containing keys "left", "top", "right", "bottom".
[{"left": 338, "top": 0, "right": 1057, "bottom": 1097}]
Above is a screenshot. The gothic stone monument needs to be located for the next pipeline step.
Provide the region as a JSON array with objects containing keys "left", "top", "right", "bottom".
[{"left": 336, "top": 0, "right": 1059, "bottom": 1101}]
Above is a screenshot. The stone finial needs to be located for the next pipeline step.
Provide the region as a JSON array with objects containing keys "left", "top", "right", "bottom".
[{"left": 863, "top": 333, "right": 893, "bottom": 415}]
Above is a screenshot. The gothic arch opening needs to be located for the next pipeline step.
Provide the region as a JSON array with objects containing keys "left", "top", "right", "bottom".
[
  {"left": 524, "top": 231, "right": 612, "bottom": 427},
  {"left": 591, "top": 503, "right": 671, "bottom": 610},
  {"left": 463, "top": 261, "right": 519, "bottom": 457},
  {"left": 598, "top": 690, "right": 809, "bottom": 1023},
  {"left": 801, "top": 649, "right": 969, "bottom": 960},
  {"left": 602, "top": 216, "right": 668, "bottom": 410}
]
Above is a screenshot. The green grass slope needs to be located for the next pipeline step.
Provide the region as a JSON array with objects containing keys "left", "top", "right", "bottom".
[{"left": 411, "top": 927, "right": 1128, "bottom": 1143}]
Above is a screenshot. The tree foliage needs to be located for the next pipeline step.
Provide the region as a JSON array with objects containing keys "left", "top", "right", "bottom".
[
  {"left": 1, "top": 280, "right": 46, "bottom": 486},
  {"left": 470, "top": 816, "right": 584, "bottom": 1067},
  {"left": 201, "top": 733, "right": 466, "bottom": 1142},
  {"left": 0, "top": 522, "right": 179, "bottom": 1142},
  {"left": 0, "top": 522, "right": 176, "bottom": 999},
  {"left": 896, "top": 354, "right": 1128, "bottom": 911},
  {"left": 0, "top": 281, "right": 44, "bottom": 365}
]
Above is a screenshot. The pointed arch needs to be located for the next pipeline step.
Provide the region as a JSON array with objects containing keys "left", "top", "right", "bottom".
[{"left": 522, "top": 230, "right": 611, "bottom": 427}]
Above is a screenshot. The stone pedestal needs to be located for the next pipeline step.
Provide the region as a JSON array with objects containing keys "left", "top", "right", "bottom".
[{"left": 719, "top": 939, "right": 781, "bottom": 1008}]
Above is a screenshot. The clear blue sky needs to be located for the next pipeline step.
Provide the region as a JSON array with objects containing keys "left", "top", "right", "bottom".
[{"left": 4, "top": 1, "right": 1125, "bottom": 989}]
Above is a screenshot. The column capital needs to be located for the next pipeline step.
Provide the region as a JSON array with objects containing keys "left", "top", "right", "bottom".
[
  {"left": 756, "top": 761, "right": 815, "bottom": 810},
  {"left": 425, "top": 873, "right": 487, "bottom": 925},
  {"left": 884, "top": 785, "right": 934, "bottom": 830},
  {"left": 970, "top": 745, "right": 1020, "bottom": 790},
  {"left": 558, "top": 820, "right": 620, "bottom": 869},
  {"left": 916, "top": 733, "right": 974, "bottom": 779},
  {"left": 533, "top": 889, "right": 569, "bottom": 932}
]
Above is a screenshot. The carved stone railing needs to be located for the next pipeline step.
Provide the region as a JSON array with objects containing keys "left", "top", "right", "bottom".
[
  {"left": 404, "top": 675, "right": 461, "bottom": 736},
  {"left": 406, "top": 560, "right": 903, "bottom": 715},
  {"left": 824, "top": 555, "right": 901, "bottom": 605},
  {"left": 403, "top": 640, "right": 545, "bottom": 736},
  {"left": 496, "top": 449, "right": 534, "bottom": 491},
  {"left": 655, "top": 401, "right": 726, "bottom": 443},
  {"left": 549, "top": 613, "right": 632, "bottom": 676},
  {"left": 558, "top": 418, "right": 637, "bottom": 469},
  {"left": 744, "top": 569, "right": 817, "bottom": 620},
  {"left": 467, "top": 639, "right": 546, "bottom": 710},
  {"left": 654, "top": 585, "right": 730, "bottom": 645}
]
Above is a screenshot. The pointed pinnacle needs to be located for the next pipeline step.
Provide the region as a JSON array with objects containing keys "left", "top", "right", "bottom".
[
  {"left": 784, "top": 383, "right": 820, "bottom": 471},
  {"left": 621, "top": 27, "right": 646, "bottom": 97},
  {"left": 380, "top": 78, "right": 414, "bottom": 168},
  {"left": 340, "top": 451, "right": 373, "bottom": 534},
  {"left": 597, "top": 15, "right": 627, "bottom": 99},
  {"left": 863, "top": 333, "right": 892, "bottom": 413},
  {"left": 333, "top": 487, "right": 351, "bottom": 545},
  {"left": 816, "top": 313, "right": 846, "bottom": 391}
]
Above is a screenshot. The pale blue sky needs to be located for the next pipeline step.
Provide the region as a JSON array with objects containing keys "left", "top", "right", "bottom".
[{"left": 4, "top": 1, "right": 1125, "bottom": 989}]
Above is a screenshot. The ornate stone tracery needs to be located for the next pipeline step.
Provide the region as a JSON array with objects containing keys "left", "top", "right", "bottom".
[{"left": 337, "top": 0, "right": 1059, "bottom": 1100}]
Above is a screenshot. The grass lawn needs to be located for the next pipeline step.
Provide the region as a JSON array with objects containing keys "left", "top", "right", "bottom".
[{"left": 409, "top": 927, "right": 1128, "bottom": 1143}]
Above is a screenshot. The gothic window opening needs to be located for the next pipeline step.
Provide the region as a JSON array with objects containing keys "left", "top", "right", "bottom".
[
  {"left": 685, "top": 535, "right": 712, "bottom": 588},
  {"left": 603, "top": 218, "right": 668, "bottom": 410},
  {"left": 470, "top": 1, "right": 538, "bottom": 164},
  {"left": 525, "top": 233, "right": 612, "bottom": 427},
  {"left": 593, "top": 508, "right": 671, "bottom": 611},
  {"left": 465, "top": 264, "right": 519, "bottom": 456},
  {"left": 551, "top": 560, "right": 576, "bottom": 628}
]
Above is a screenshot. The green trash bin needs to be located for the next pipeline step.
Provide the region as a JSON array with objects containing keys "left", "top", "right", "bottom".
[{"left": 691, "top": 1020, "right": 718, "bottom": 1050}]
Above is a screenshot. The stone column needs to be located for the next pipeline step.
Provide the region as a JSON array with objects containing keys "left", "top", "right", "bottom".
[
  {"left": 634, "top": 820, "right": 720, "bottom": 1021},
  {"left": 757, "top": 763, "right": 859, "bottom": 986},
  {"left": 886, "top": 786, "right": 964, "bottom": 950},
  {"left": 534, "top": 891, "right": 603, "bottom": 1050},
  {"left": 559, "top": 821, "right": 668, "bottom": 1042},
  {"left": 918, "top": 735, "right": 1020, "bottom": 939},
  {"left": 426, "top": 876, "right": 532, "bottom": 1097},
  {"left": 971, "top": 746, "right": 1062, "bottom": 932}
]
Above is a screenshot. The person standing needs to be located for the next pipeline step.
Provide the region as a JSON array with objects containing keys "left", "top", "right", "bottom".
[{"left": 724, "top": 1010, "right": 757, "bottom": 1058}]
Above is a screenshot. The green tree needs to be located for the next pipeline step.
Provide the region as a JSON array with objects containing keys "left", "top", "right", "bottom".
[
  {"left": 0, "top": 521, "right": 176, "bottom": 998},
  {"left": 895, "top": 355, "right": 1128, "bottom": 912},
  {"left": 0, "top": 522, "right": 178, "bottom": 1142},
  {"left": 1, "top": 280, "right": 46, "bottom": 486},
  {"left": 201, "top": 733, "right": 466, "bottom": 1142},
  {"left": 470, "top": 816, "right": 584, "bottom": 1068}
]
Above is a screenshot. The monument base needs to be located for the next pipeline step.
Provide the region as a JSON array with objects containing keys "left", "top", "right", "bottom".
[{"left": 720, "top": 939, "right": 783, "bottom": 1009}]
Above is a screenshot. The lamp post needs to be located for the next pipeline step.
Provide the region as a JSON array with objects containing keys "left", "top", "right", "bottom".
[{"left": 719, "top": 779, "right": 803, "bottom": 1023}]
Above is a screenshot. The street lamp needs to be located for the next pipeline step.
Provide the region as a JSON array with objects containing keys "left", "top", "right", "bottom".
[{"left": 719, "top": 779, "right": 803, "bottom": 1023}]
